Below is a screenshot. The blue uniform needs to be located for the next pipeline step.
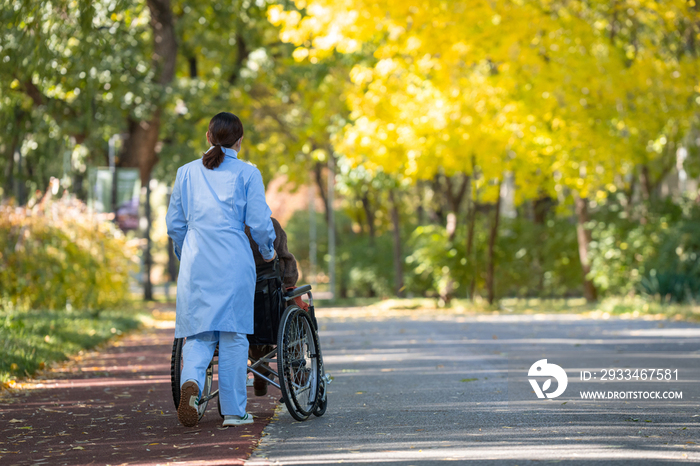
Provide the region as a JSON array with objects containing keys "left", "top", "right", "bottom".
[
  {"left": 166, "top": 147, "right": 276, "bottom": 339},
  {"left": 166, "top": 146, "right": 276, "bottom": 417}
]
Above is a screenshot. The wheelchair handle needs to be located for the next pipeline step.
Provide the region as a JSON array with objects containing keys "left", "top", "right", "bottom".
[{"left": 284, "top": 284, "right": 311, "bottom": 300}]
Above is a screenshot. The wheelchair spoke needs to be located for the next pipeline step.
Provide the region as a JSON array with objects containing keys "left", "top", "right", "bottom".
[{"left": 278, "top": 305, "right": 321, "bottom": 420}]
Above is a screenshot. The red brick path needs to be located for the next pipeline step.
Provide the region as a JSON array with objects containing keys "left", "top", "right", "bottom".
[{"left": 0, "top": 322, "right": 280, "bottom": 466}]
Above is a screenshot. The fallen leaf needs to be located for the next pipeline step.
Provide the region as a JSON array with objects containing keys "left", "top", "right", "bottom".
[
  {"left": 73, "top": 446, "right": 85, "bottom": 450},
  {"left": 8, "top": 419, "right": 24, "bottom": 423},
  {"left": 460, "top": 378, "right": 478, "bottom": 383}
]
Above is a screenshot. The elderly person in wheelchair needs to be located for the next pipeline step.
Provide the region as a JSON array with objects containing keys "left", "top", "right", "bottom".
[{"left": 244, "top": 217, "right": 309, "bottom": 397}]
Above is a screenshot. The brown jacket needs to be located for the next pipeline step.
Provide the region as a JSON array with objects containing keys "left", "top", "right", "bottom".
[{"left": 245, "top": 217, "right": 298, "bottom": 288}]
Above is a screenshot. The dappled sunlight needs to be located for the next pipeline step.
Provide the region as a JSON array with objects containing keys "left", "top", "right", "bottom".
[
  {"left": 20, "top": 375, "right": 171, "bottom": 391},
  {"left": 252, "top": 444, "right": 694, "bottom": 464},
  {"left": 0, "top": 321, "right": 280, "bottom": 465},
  {"left": 252, "top": 307, "right": 700, "bottom": 463}
]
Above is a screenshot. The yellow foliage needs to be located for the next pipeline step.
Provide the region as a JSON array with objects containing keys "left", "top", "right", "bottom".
[
  {"left": 0, "top": 192, "right": 138, "bottom": 311},
  {"left": 271, "top": 0, "right": 699, "bottom": 202}
]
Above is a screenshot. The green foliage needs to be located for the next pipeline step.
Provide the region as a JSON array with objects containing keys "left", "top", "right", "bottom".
[
  {"left": 0, "top": 306, "right": 144, "bottom": 385},
  {"left": 588, "top": 198, "right": 700, "bottom": 303},
  {"left": 497, "top": 217, "right": 583, "bottom": 298},
  {"left": 339, "top": 232, "right": 395, "bottom": 298},
  {"left": 0, "top": 192, "right": 138, "bottom": 311},
  {"left": 639, "top": 217, "right": 700, "bottom": 303},
  {"left": 405, "top": 216, "right": 582, "bottom": 300},
  {"left": 284, "top": 210, "right": 395, "bottom": 298},
  {"left": 406, "top": 225, "right": 468, "bottom": 298}
]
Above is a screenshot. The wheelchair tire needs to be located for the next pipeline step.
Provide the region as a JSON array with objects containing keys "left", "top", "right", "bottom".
[
  {"left": 170, "top": 337, "right": 213, "bottom": 421},
  {"left": 170, "top": 338, "right": 184, "bottom": 410},
  {"left": 313, "top": 379, "right": 328, "bottom": 417},
  {"left": 277, "top": 305, "right": 321, "bottom": 421}
]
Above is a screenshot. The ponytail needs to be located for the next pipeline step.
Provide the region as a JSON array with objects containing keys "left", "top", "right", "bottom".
[
  {"left": 202, "top": 112, "right": 244, "bottom": 170},
  {"left": 202, "top": 145, "right": 225, "bottom": 169}
]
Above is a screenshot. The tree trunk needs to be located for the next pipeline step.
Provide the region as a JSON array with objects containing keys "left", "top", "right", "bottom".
[
  {"left": 3, "top": 133, "right": 17, "bottom": 199},
  {"left": 117, "top": 0, "right": 177, "bottom": 301},
  {"left": 188, "top": 56, "right": 197, "bottom": 78},
  {"left": 532, "top": 194, "right": 552, "bottom": 295},
  {"left": 166, "top": 191, "right": 178, "bottom": 282},
  {"left": 361, "top": 193, "right": 376, "bottom": 244},
  {"left": 575, "top": 195, "right": 598, "bottom": 302},
  {"left": 327, "top": 155, "right": 336, "bottom": 298},
  {"left": 389, "top": 189, "right": 404, "bottom": 297},
  {"left": 444, "top": 173, "right": 469, "bottom": 241},
  {"left": 228, "top": 33, "right": 250, "bottom": 84},
  {"left": 623, "top": 174, "right": 636, "bottom": 218},
  {"left": 466, "top": 182, "right": 477, "bottom": 301},
  {"left": 639, "top": 164, "right": 652, "bottom": 202},
  {"left": 533, "top": 195, "right": 552, "bottom": 225},
  {"left": 313, "top": 162, "right": 330, "bottom": 224},
  {"left": 430, "top": 176, "right": 446, "bottom": 226},
  {"left": 486, "top": 184, "right": 502, "bottom": 305},
  {"left": 119, "top": 0, "right": 177, "bottom": 185},
  {"left": 144, "top": 182, "right": 154, "bottom": 301}
]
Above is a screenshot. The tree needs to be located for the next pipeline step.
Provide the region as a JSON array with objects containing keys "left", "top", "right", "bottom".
[{"left": 269, "top": 0, "right": 699, "bottom": 301}]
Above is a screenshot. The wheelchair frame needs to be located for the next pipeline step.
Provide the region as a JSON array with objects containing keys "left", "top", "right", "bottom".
[{"left": 170, "top": 285, "right": 330, "bottom": 422}]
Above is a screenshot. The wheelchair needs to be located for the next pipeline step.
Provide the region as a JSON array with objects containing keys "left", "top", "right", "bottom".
[{"left": 170, "top": 258, "right": 330, "bottom": 422}]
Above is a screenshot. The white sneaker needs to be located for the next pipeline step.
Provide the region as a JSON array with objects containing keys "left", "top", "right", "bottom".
[{"left": 222, "top": 413, "right": 254, "bottom": 426}]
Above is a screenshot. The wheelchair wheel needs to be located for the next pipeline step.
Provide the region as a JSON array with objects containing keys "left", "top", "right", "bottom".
[
  {"left": 277, "top": 305, "right": 321, "bottom": 421},
  {"left": 170, "top": 338, "right": 184, "bottom": 410},
  {"left": 313, "top": 378, "right": 328, "bottom": 417},
  {"left": 170, "top": 337, "right": 213, "bottom": 421}
]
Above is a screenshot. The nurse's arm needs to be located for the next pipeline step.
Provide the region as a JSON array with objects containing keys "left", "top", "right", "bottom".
[
  {"left": 245, "top": 170, "right": 277, "bottom": 261},
  {"left": 166, "top": 168, "right": 187, "bottom": 260}
]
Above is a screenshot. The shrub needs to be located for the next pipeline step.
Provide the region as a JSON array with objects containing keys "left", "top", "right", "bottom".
[
  {"left": 588, "top": 198, "right": 700, "bottom": 303},
  {"left": 0, "top": 191, "right": 138, "bottom": 311},
  {"left": 405, "top": 216, "right": 582, "bottom": 300}
]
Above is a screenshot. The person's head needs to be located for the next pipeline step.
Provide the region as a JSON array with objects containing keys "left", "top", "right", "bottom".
[{"left": 202, "top": 112, "right": 244, "bottom": 169}]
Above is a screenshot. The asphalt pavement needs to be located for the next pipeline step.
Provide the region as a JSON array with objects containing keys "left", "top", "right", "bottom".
[{"left": 249, "top": 306, "right": 700, "bottom": 465}]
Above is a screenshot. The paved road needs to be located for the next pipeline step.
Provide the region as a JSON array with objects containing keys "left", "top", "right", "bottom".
[{"left": 249, "top": 307, "right": 700, "bottom": 465}]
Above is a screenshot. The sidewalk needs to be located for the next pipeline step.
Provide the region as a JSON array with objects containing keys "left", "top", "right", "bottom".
[{"left": 0, "top": 312, "right": 280, "bottom": 466}]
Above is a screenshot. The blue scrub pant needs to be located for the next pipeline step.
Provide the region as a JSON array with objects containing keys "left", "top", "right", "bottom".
[{"left": 181, "top": 331, "right": 248, "bottom": 417}]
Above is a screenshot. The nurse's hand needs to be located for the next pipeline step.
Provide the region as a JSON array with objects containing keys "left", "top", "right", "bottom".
[{"left": 263, "top": 251, "right": 277, "bottom": 262}]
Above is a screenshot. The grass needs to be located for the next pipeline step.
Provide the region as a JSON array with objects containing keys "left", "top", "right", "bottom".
[
  {"left": 318, "top": 295, "right": 700, "bottom": 322},
  {"left": 497, "top": 296, "right": 700, "bottom": 321},
  {"left": 315, "top": 297, "right": 382, "bottom": 308},
  {"left": 0, "top": 304, "right": 149, "bottom": 387}
]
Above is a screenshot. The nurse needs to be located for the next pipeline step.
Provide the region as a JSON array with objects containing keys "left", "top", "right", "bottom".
[{"left": 166, "top": 112, "right": 277, "bottom": 428}]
